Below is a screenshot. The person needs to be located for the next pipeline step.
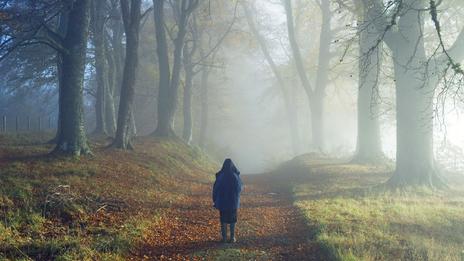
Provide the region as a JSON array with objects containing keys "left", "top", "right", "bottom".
[{"left": 212, "top": 159, "right": 242, "bottom": 243}]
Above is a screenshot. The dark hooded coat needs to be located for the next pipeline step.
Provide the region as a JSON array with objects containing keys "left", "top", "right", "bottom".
[{"left": 213, "top": 159, "right": 242, "bottom": 211}]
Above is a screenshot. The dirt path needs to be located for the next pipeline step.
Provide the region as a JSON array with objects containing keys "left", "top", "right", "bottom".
[{"left": 135, "top": 174, "right": 324, "bottom": 260}]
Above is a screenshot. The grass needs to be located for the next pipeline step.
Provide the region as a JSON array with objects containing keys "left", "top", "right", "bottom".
[
  {"left": 0, "top": 132, "right": 55, "bottom": 146},
  {"left": 193, "top": 247, "right": 271, "bottom": 260},
  {"left": 0, "top": 134, "right": 217, "bottom": 260},
  {"left": 284, "top": 156, "right": 464, "bottom": 261}
]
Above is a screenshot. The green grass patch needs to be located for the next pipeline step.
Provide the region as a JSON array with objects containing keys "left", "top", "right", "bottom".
[{"left": 288, "top": 156, "right": 464, "bottom": 261}]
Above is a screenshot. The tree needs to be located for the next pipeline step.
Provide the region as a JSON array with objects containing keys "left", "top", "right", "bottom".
[
  {"left": 153, "top": 0, "right": 199, "bottom": 137},
  {"left": 181, "top": 1, "right": 237, "bottom": 145},
  {"left": 363, "top": 0, "right": 464, "bottom": 187},
  {"left": 52, "top": 0, "right": 92, "bottom": 156},
  {"left": 0, "top": 0, "right": 92, "bottom": 155},
  {"left": 182, "top": 23, "right": 197, "bottom": 144},
  {"left": 91, "top": 0, "right": 110, "bottom": 135},
  {"left": 106, "top": 0, "right": 125, "bottom": 135},
  {"left": 242, "top": 2, "right": 300, "bottom": 154},
  {"left": 112, "top": 0, "right": 142, "bottom": 149},
  {"left": 283, "top": 0, "right": 334, "bottom": 152},
  {"left": 349, "top": 0, "right": 384, "bottom": 163},
  {"left": 197, "top": 46, "right": 211, "bottom": 148}
]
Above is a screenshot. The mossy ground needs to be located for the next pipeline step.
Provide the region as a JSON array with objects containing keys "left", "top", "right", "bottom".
[
  {"left": 0, "top": 133, "right": 217, "bottom": 260},
  {"left": 285, "top": 155, "right": 464, "bottom": 261}
]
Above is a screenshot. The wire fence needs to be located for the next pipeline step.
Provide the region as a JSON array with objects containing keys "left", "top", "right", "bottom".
[{"left": 0, "top": 115, "right": 57, "bottom": 133}]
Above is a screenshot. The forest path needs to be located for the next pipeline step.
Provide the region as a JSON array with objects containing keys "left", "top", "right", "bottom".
[{"left": 134, "top": 174, "right": 324, "bottom": 260}]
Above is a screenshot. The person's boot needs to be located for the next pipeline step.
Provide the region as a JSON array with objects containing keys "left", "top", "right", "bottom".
[
  {"left": 221, "top": 223, "right": 227, "bottom": 243},
  {"left": 229, "top": 223, "right": 236, "bottom": 243}
]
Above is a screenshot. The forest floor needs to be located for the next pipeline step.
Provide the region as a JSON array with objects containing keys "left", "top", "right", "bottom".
[
  {"left": 2, "top": 133, "right": 464, "bottom": 260},
  {"left": 134, "top": 173, "right": 330, "bottom": 261},
  {"left": 0, "top": 133, "right": 329, "bottom": 261}
]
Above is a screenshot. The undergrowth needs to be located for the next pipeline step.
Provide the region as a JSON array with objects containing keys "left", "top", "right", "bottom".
[{"left": 0, "top": 135, "right": 217, "bottom": 260}]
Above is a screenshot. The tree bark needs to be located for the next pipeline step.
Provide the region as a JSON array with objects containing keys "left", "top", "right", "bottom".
[
  {"left": 152, "top": 0, "right": 174, "bottom": 136},
  {"left": 153, "top": 0, "right": 199, "bottom": 137},
  {"left": 364, "top": 0, "right": 444, "bottom": 187},
  {"left": 352, "top": 3, "right": 384, "bottom": 163},
  {"left": 283, "top": 0, "right": 313, "bottom": 100},
  {"left": 309, "top": 96, "right": 324, "bottom": 151},
  {"left": 48, "top": 10, "right": 68, "bottom": 144},
  {"left": 182, "top": 43, "right": 194, "bottom": 144},
  {"left": 104, "top": 38, "right": 117, "bottom": 135},
  {"left": 112, "top": 0, "right": 141, "bottom": 149},
  {"left": 388, "top": 8, "right": 439, "bottom": 185},
  {"left": 53, "top": 0, "right": 91, "bottom": 156},
  {"left": 311, "top": 0, "right": 332, "bottom": 151},
  {"left": 91, "top": 0, "right": 108, "bottom": 135},
  {"left": 106, "top": 6, "right": 125, "bottom": 135},
  {"left": 198, "top": 62, "right": 209, "bottom": 148}
]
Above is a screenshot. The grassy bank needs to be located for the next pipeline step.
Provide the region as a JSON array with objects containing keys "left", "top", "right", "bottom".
[
  {"left": 0, "top": 134, "right": 217, "bottom": 260},
  {"left": 284, "top": 156, "right": 464, "bottom": 261}
]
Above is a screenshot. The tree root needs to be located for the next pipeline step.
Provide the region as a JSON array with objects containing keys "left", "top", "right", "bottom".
[{"left": 383, "top": 168, "right": 448, "bottom": 190}]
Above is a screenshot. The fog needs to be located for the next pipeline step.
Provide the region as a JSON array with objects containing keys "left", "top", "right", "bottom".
[
  {"left": 3, "top": 1, "right": 464, "bottom": 259},
  {"left": 2, "top": 0, "right": 464, "bottom": 178}
]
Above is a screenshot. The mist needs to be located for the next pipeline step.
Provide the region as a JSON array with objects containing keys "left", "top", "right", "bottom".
[{"left": 2, "top": 0, "right": 464, "bottom": 260}]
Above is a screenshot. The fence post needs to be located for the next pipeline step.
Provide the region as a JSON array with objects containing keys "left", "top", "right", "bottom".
[
  {"left": 16, "top": 116, "right": 19, "bottom": 132},
  {"left": 38, "top": 116, "right": 42, "bottom": 131},
  {"left": 2, "top": 115, "right": 5, "bottom": 132},
  {"left": 27, "top": 116, "right": 31, "bottom": 131}
]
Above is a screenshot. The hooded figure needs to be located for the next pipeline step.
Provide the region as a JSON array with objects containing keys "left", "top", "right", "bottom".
[{"left": 212, "top": 159, "right": 242, "bottom": 243}]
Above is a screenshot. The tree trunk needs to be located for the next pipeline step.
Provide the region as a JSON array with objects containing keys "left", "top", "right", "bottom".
[
  {"left": 182, "top": 15, "right": 200, "bottom": 145},
  {"left": 362, "top": 0, "right": 464, "bottom": 187},
  {"left": 130, "top": 109, "right": 137, "bottom": 138},
  {"left": 106, "top": 10, "right": 124, "bottom": 135},
  {"left": 112, "top": 0, "right": 141, "bottom": 149},
  {"left": 389, "top": 64, "right": 439, "bottom": 186},
  {"left": 311, "top": 0, "right": 331, "bottom": 151},
  {"left": 182, "top": 52, "right": 194, "bottom": 144},
  {"left": 153, "top": 0, "right": 199, "bottom": 138},
  {"left": 385, "top": 1, "right": 443, "bottom": 187},
  {"left": 112, "top": 16, "right": 125, "bottom": 101},
  {"left": 198, "top": 65, "right": 209, "bottom": 148},
  {"left": 309, "top": 96, "right": 324, "bottom": 150},
  {"left": 48, "top": 11, "right": 68, "bottom": 144},
  {"left": 163, "top": 13, "right": 188, "bottom": 137},
  {"left": 104, "top": 41, "right": 117, "bottom": 135},
  {"left": 283, "top": 0, "right": 313, "bottom": 101},
  {"left": 352, "top": 9, "right": 384, "bottom": 163},
  {"left": 153, "top": 0, "right": 174, "bottom": 136},
  {"left": 243, "top": 2, "right": 300, "bottom": 154},
  {"left": 53, "top": 0, "right": 91, "bottom": 156},
  {"left": 284, "top": 0, "right": 325, "bottom": 152},
  {"left": 91, "top": 0, "right": 108, "bottom": 135}
]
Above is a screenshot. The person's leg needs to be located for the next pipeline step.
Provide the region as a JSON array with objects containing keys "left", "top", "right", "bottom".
[
  {"left": 221, "top": 222, "right": 227, "bottom": 242},
  {"left": 229, "top": 222, "right": 236, "bottom": 242}
]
